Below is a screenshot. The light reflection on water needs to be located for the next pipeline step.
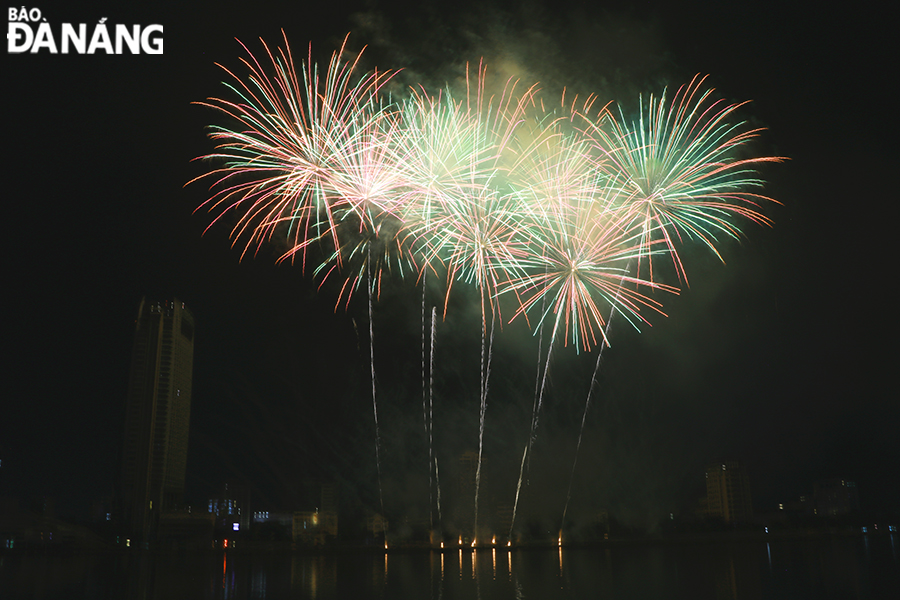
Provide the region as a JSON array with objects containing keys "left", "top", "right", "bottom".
[{"left": 0, "top": 535, "right": 897, "bottom": 599}]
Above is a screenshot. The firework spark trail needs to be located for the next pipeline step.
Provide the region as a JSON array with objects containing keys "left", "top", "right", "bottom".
[
  {"left": 399, "top": 64, "right": 537, "bottom": 538},
  {"left": 508, "top": 443, "right": 529, "bottom": 542},
  {"left": 505, "top": 119, "right": 672, "bottom": 488},
  {"left": 556, "top": 254, "right": 638, "bottom": 534},
  {"left": 508, "top": 223, "right": 548, "bottom": 539},
  {"left": 473, "top": 307, "right": 496, "bottom": 541},
  {"left": 559, "top": 305, "right": 616, "bottom": 535},
  {"left": 421, "top": 269, "right": 431, "bottom": 531},
  {"left": 434, "top": 455, "right": 442, "bottom": 530},
  {"left": 529, "top": 312, "right": 559, "bottom": 463},
  {"left": 512, "top": 306, "right": 560, "bottom": 522},
  {"left": 482, "top": 306, "right": 497, "bottom": 409},
  {"left": 429, "top": 305, "right": 437, "bottom": 533},
  {"left": 367, "top": 249, "right": 386, "bottom": 527},
  {"left": 524, "top": 260, "right": 549, "bottom": 479},
  {"left": 501, "top": 113, "right": 678, "bottom": 534}
]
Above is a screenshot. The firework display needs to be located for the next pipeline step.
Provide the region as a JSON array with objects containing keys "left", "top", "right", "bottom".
[
  {"left": 191, "top": 33, "right": 783, "bottom": 541},
  {"left": 193, "top": 34, "right": 780, "bottom": 345}
]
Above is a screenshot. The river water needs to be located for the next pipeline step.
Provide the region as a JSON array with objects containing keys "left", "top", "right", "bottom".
[{"left": 2, "top": 535, "right": 898, "bottom": 599}]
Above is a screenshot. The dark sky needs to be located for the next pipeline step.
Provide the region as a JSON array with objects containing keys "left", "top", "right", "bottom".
[{"left": 5, "top": 0, "right": 897, "bottom": 530}]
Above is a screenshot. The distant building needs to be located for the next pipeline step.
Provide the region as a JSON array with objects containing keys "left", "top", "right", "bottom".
[
  {"left": 208, "top": 482, "right": 250, "bottom": 533},
  {"left": 457, "top": 450, "right": 483, "bottom": 531},
  {"left": 705, "top": 462, "right": 753, "bottom": 523},
  {"left": 318, "top": 482, "right": 338, "bottom": 539},
  {"left": 777, "top": 494, "right": 815, "bottom": 516},
  {"left": 252, "top": 511, "right": 292, "bottom": 527},
  {"left": 814, "top": 479, "right": 859, "bottom": 517},
  {"left": 495, "top": 504, "right": 514, "bottom": 538},
  {"left": 292, "top": 482, "right": 338, "bottom": 544},
  {"left": 458, "top": 451, "right": 479, "bottom": 500},
  {"left": 366, "top": 513, "right": 388, "bottom": 537},
  {"left": 293, "top": 510, "right": 323, "bottom": 544},
  {"left": 119, "top": 298, "right": 195, "bottom": 543},
  {"left": 251, "top": 510, "right": 293, "bottom": 540},
  {"left": 156, "top": 511, "right": 215, "bottom": 548}
]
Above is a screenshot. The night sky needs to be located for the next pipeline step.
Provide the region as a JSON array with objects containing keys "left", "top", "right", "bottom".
[{"left": 5, "top": 0, "right": 897, "bottom": 530}]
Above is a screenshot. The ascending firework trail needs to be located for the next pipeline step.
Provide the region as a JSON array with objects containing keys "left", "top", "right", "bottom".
[
  {"left": 367, "top": 250, "right": 386, "bottom": 528},
  {"left": 474, "top": 307, "right": 496, "bottom": 541},
  {"left": 508, "top": 310, "right": 559, "bottom": 540},
  {"left": 559, "top": 306, "right": 616, "bottom": 539},
  {"left": 421, "top": 270, "right": 439, "bottom": 534},
  {"left": 429, "top": 307, "right": 439, "bottom": 534},
  {"left": 421, "top": 271, "right": 430, "bottom": 530}
]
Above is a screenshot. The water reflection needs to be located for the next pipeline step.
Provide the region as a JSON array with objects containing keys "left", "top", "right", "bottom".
[
  {"left": 250, "top": 563, "right": 265, "bottom": 599},
  {"left": 0, "top": 536, "right": 896, "bottom": 599}
]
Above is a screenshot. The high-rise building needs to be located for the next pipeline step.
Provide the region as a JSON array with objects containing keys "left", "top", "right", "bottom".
[
  {"left": 119, "top": 298, "right": 195, "bottom": 542},
  {"left": 705, "top": 461, "right": 753, "bottom": 523}
]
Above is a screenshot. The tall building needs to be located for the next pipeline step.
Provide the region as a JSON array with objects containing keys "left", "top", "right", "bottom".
[
  {"left": 813, "top": 479, "right": 859, "bottom": 517},
  {"left": 120, "top": 298, "right": 195, "bottom": 542},
  {"left": 705, "top": 461, "right": 753, "bottom": 523}
]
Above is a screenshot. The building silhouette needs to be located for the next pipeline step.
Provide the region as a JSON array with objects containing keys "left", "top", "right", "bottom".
[
  {"left": 814, "top": 479, "right": 859, "bottom": 517},
  {"left": 119, "top": 298, "right": 195, "bottom": 542},
  {"left": 293, "top": 482, "right": 339, "bottom": 545},
  {"left": 458, "top": 451, "right": 479, "bottom": 500},
  {"left": 705, "top": 461, "right": 753, "bottom": 523}
]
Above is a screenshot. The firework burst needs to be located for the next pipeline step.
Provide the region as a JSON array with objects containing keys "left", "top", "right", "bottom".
[
  {"left": 593, "top": 74, "right": 785, "bottom": 284},
  {"left": 193, "top": 37, "right": 783, "bottom": 325},
  {"left": 189, "top": 32, "right": 397, "bottom": 269}
]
